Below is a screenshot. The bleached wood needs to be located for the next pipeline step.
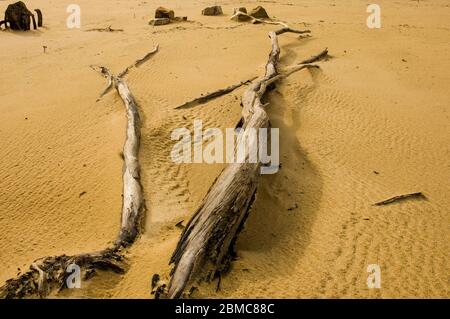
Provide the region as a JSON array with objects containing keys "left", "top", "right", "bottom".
[
  {"left": 0, "top": 47, "right": 158, "bottom": 299},
  {"left": 166, "top": 28, "right": 321, "bottom": 299}
]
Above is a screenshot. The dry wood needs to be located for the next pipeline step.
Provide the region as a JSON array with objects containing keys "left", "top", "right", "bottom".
[
  {"left": 92, "top": 65, "right": 146, "bottom": 246},
  {"left": 0, "top": 47, "right": 158, "bottom": 299},
  {"left": 118, "top": 45, "right": 159, "bottom": 78},
  {"left": 373, "top": 192, "right": 426, "bottom": 206},
  {"left": 165, "top": 28, "right": 324, "bottom": 299},
  {"left": 299, "top": 48, "right": 329, "bottom": 64},
  {"left": 174, "top": 77, "right": 256, "bottom": 109}
]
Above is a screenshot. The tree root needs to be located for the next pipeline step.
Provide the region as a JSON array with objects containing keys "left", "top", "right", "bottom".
[{"left": 1, "top": 249, "right": 124, "bottom": 299}]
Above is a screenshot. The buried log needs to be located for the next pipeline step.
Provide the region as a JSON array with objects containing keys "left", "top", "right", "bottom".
[
  {"left": 165, "top": 29, "right": 327, "bottom": 299},
  {"left": 0, "top": 47, "right": 158, "bottom": 299}
]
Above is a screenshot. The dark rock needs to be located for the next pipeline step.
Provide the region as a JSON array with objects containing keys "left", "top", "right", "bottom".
[
  {"left": 1, "top": 1, "right": 39, "bottom": 31},
  {"left": 155, "top": 6, "right": 174, "bottom": 19},
  {"left": 202, "top": 6, "right": 223, "bottom": 16},
  {"left": 249, "top": 6, "right": 269, "bottom": 19}
]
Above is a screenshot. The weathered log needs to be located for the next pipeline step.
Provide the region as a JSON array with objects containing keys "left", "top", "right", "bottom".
[
  {"left": 0, "top": 47, "right": 158, "bottom": 298},
  {"left": 166, "top": 28, "right": 323, "bottom": 299}
]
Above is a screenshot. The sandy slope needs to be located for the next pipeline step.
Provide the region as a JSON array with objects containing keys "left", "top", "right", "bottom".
[{"left": 0, "top": 0, "right": 449, "bottom": 298}]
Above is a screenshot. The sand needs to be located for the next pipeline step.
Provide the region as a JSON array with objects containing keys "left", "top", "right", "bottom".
[{"left": 0, "top": 0, "right": 449, "bottom": 298}]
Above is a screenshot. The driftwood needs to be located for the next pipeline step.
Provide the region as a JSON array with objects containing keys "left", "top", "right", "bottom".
[
  {"left": 118, "top": 45, "right": 159, "bottom": 78},
  {"left": 373, "top": 192, "right": 426, "bottom": 206},
  {"left": 299, "top": 48, "right": 329, "bottom": 64},
  {"left": 174, "top": 77, "right": 256, "bottom": 109},
  {"left": 0, "top": 47, "right": 158, "bottom": 299},
  {"left": 165, "top": 28, "right": 326, "bottom": 298},
  {"left": 172, "top": 47, "right": 328, "bottom": 111}
]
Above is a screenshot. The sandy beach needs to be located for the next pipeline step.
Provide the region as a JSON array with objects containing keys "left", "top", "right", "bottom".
[{"left": 0, "top": 0, "right": 449, "bottom": 298}]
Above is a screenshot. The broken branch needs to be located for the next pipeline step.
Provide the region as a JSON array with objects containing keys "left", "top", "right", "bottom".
[
  {"left": 118, "top": 45, "right": 159, "bottom": 78},
  {"left": 373, "top": 192, "right": 426, "bottom": 206},
  {"left": 174, "top": 77, "right": 256, "bottom": 109}
]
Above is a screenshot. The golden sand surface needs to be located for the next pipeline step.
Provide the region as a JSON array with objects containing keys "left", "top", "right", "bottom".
[{"left": 0, "top": 0, "right": 449, "bottom": 298}]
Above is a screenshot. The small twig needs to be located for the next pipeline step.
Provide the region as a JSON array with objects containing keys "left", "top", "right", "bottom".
[
  {"left": 299, "top": 48, "right": 329, "bottom": 64},
  {"left": 174, "top": 77, "right": 256, "bottom": 109},
  {"left": 373, "top": 192, "right": 426, "bottom": 206}
]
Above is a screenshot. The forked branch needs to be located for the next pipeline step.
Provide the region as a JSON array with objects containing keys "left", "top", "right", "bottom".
[
  {"left": 0, "top": 46, "right": 158, "bottom": 299},
  {"left": 165, "top": 28, "right": 327, "bottom": 299}
]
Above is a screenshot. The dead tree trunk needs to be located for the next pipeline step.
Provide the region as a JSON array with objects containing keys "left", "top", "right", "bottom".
[
  {"left": 0, "top": 47, "right": 158, "bottom": 299},
  {"left": 166, "top": 29, "right": 326, "bottom": 298}
]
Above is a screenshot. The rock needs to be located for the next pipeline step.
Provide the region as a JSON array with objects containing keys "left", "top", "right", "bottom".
[
  {"left": 149, "top": 18, "right": 170, "bottom": 26},
  {"left": 202, "top": 6, "right": 223, "bottom": 16},
  {"left": 3, "top": 1, "right": 40, "bottom": 31},
  {"left": 233, "top": 7, "right": 247, "bottom": 15},
  {"left": 249, "top": 6, "right": 269, "bottom": 19},
  {"left": 155, "top": 6, "right": 174, "bottom": 19}
]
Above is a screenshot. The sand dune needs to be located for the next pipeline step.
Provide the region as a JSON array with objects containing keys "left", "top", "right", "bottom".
[{"left": 0, "top": 0, "right": 449, "bottom": 298}]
